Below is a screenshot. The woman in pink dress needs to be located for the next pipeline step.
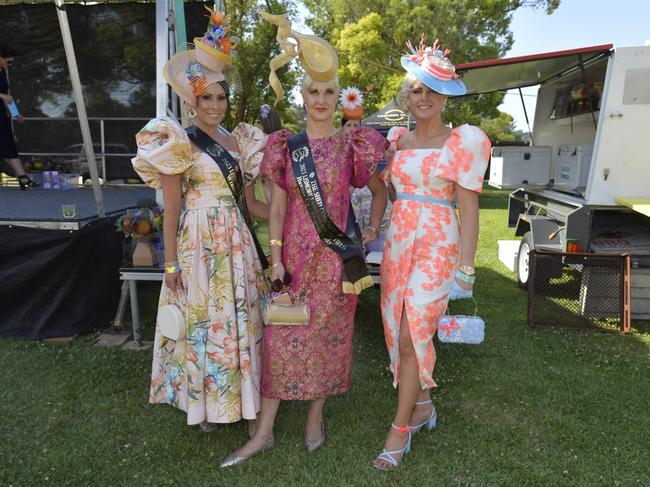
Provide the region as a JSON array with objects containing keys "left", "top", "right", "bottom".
[
  {"left": 221, "top": 71, "right": 388, "bottom": 467},
  {"left": 373, "top": 38, "right": 491, "bottom": 470}
]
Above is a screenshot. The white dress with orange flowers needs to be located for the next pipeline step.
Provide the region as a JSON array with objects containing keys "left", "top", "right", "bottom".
[
  {"left": 132, "top": 117, "right": 265, "bottom": 425},
  {"left": 380, "top": 125, "right": 490, "bottom": 389}
]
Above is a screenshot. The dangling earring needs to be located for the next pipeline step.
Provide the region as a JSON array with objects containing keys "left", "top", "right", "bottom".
[{"left": 188, "top": 108, "right": 197, "bottom": 119}]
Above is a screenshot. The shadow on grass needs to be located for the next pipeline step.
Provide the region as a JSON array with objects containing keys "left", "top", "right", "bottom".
[{"left": 479, "top": 188, "right": 511, "bottom": 210}]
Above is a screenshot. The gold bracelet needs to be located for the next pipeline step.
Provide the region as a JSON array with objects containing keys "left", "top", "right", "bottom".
[
  {"left": 271, "top": 262, "right": 282, "bottom": 269},
  {"left": 269, "top": 239, "right": 283, "bottom": 247}
]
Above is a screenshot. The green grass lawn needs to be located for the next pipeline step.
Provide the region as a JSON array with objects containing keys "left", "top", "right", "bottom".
[{"left": 1, "top": 189, "right": 649, "bottom": 486}]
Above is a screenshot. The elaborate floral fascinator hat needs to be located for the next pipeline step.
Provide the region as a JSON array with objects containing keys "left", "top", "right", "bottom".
[
  {"left": 163, "top": 6, "right": 241, "bottom": 108},
  {"left": 261, "top": 11, "right": 339, "bottom": 104},
  {"left": 401, "top": 35, "right": 466, "bottom": 96},
  {"left": 340, "top": 86, "right": 364, "bottom": 121}
]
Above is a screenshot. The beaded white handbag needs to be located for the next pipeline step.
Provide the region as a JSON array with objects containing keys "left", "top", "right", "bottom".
[
  {"left": 437, "top": 315, "right": 485, "bottom": 344},
  {"left": 438, "top": 294, "right": 485, "bottom": 344}
]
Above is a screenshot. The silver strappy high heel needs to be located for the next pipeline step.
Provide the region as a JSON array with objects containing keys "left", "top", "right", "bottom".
[
  {"left": 373, "top": 424, "right": 411, "bottom": 471},
  {"left": 408, "top": 399, "right": 437, "bottom": 434}
]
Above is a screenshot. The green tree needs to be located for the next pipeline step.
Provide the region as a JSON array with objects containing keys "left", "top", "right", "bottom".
[
  {"left": 222, "top": 0, "right": 303, "bottom": 131},
  {"left": 303, "top": 0, "right": 560, "bottom": 125},
  {"left": 481, "top": 112, "right": 523, "bottom": 142}
]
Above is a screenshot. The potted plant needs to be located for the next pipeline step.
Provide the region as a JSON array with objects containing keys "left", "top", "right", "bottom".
[{"left": 116, "top": 206, "right": 163, "bottom": 266}]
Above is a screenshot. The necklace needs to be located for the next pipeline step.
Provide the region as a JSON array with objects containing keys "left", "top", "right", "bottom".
[{"left": 306, "top": 127, "right": 338, "bottom": 140}]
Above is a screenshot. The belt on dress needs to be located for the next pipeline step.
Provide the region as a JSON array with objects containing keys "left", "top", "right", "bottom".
[{"left": 395, "top": 193, "right": 455, "bottom": 207}]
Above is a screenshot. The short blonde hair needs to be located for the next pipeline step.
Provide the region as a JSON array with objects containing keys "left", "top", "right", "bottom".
[
  {"left": 396, "top": 73, "right": 420, "bottom": 113},
  {"left": 300, "top": 74, "right": 340, "bottom": 98},
  {"left": 396, "top": 73, "right": 447, "bottom": 114}
]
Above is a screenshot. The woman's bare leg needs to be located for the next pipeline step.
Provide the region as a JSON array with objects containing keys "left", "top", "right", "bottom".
[{"left": 374, "top": 310, "right": 421, "bottom": 469}]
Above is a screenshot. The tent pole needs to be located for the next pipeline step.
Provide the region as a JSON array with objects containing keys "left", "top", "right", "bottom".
[
  {"left": 53, "top": 0, "right": 105, "bottom": 218},
  {"left": 171, "top": 0, "right": 188, "bottom": 126},
  {"left": 518, "top": 87, "right": 534, "bottom": 146},
  {"left": 156, "top": 0, "right": 169, "bottom": 118}
]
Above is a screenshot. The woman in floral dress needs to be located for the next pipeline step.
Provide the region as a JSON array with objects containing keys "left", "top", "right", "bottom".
[
  {"left": 132, "top": 11, "right": 265, "bottom": 433},
  {"left": 374, "top": 38, "right": 491, "bottom": 470}
]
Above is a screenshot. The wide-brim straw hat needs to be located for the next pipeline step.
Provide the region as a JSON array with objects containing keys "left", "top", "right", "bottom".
[
  {"left": 262, "top": 11, "right": 339, "bottom": 103},
  {"left": 163, "top": 46, "right": 241, "bottom": 108},
  {"left": 296, "top": 33, "right": 338, "bottom": 82}
]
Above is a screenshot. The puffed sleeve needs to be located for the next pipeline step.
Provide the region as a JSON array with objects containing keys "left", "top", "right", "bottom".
[
  {"left": 350, "top": 126, "right": 390, "bottom": 188},
  {"left": 261, "top": 129, "right": 292, "bottom": 191},
  {"left": 381, "top": 126, "right": 408, "bottom": 183},
  {"left": 435, "top": 124, "right": 491, "bottom": 192},
  {"left": 131, "top": 117, "right": 193, "bottom": 189},
  {"left": 232, "top": 122, "right": 268, "bottom": 186}
]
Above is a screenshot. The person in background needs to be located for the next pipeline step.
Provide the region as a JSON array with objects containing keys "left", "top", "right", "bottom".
[
  {"left": 238, "top": 104, "right": 282, "bottom": 257},
  {"left": 374, "top": 37, "right": 491, "bottom": 471},
  {"left": 0, "top": 45, "right": 38, "bottom": 189},
  {"left": 340, "top": 86, "right": 364, "bottom": 132}
]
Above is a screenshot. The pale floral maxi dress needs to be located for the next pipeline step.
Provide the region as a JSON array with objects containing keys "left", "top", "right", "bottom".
[
  {"left": 380, "top": 124, "right": 490, "bottom": 389},
  {"left": 132, "top": 117, "right": 266, "bottom": 424}
]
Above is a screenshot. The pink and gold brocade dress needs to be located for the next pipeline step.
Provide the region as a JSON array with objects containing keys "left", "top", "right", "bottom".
[{"left": 261, "top": 127, "right": 388, "bottom": 400}]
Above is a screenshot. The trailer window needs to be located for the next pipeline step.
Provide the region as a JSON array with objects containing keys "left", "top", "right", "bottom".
[{"left": 623, "top": 69, "right": 650, "bottom": 105}]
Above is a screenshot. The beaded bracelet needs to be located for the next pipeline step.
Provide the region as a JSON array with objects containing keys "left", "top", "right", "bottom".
[
  {"left": 269, "top": 239, "right": 283, "bottom": 247},
  {"left": 164, "top": 262, "right": 181, "bottom": 274},
  {"left": 455, "top": 269, "right": 476, "bottom": 284}
]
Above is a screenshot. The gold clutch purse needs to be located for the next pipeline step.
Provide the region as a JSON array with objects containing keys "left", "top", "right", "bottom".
[{"left": 264, "top": 291, "right": 310, "bottom": 326}]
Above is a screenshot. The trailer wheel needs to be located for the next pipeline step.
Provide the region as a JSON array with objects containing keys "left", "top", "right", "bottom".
[{"left": 516, "top": 232, "right": 534, "bottom": 289}]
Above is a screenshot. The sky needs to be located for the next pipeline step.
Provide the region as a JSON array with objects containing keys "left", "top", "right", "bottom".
[{"left": 500, "top": 0, "right": 650, "bottom": 130}]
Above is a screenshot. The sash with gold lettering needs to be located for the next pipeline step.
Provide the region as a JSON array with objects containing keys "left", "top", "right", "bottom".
[
  {"left": 288, "top": 131, "right": 373, "bottom": 294},
  {"left": 186, "top": 126, "right": 269, "bottom": 270}
]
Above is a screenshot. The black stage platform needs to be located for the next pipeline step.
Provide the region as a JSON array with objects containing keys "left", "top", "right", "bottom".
[
  {"left": 0, "top": 186, "right": 156, "bottom": 230},
  {"left": 0, "top": 186, "right": 156, "bottom": 339}
]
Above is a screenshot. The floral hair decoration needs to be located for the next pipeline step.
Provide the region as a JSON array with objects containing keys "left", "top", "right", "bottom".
[
  {"left": 340, "top": 86, "right": 364, "bottom": 121},
  {"left": 260, "top": 104, "right": 271, "bottom": 119}
]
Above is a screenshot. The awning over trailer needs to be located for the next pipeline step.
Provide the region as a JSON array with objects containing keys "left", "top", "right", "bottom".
[{"left": 456, "top": 44, "right": 613, "bottom": 95}]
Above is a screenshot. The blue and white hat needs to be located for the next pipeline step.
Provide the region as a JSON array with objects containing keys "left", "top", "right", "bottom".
[{"left": 400, "top": 35, "right": 466, "bottom": 96}]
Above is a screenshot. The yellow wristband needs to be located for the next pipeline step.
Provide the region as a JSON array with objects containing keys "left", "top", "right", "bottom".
[{"left": 269, "top": 239, "right": 283, "bottom": 247}]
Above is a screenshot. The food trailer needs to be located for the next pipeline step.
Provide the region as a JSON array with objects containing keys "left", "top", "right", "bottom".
[{"left": 456, "top": 44, "right": 650, "bottom": 319}]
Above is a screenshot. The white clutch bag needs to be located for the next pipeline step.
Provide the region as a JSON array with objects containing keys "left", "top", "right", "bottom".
[{"left": 158, "top": 304, "right": 185, "bottom": 341}]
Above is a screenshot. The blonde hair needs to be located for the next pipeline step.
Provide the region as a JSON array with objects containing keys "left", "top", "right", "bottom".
[
  {"left": 300, "top": 74, "right": 340, "bottom": 98},
  {"left": 396, "top": 73, "right": 447, "bottom": 114}
]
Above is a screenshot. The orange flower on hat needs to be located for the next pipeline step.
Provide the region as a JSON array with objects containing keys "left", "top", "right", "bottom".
[
  {"left": 207, "top": 6, "right": 226, "bottom": 25},
  {"left": 219, "top": 36, "right": 233, "bottom": 55}
]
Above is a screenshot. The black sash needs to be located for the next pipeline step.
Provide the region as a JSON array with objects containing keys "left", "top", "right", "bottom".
[
  {"left": 288, "top": 131, "right": 373, "bottom": 295},
  {"left": 186, "top": 126, "right": 269, "bottom": 269}
]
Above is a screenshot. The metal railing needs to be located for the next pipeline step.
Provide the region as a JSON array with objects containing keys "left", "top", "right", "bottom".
[{"left": 14, "top": 116, "right": 151, "bottom": 184}]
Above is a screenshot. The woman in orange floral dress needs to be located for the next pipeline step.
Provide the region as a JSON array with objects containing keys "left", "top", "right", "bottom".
[{"left": 374, "top": 38, "right": 491, "bottom": 470}]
